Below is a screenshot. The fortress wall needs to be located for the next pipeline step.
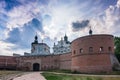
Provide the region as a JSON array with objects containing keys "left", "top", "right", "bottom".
[
  {"left": 59, "top": 52, "right": 71, "bottom": 70},
  {"left": 71, "top": 34, "right": 114, "bottom": 73},
  {"left": 41, "top": 55, "right": 60, "bottom": 70},
  {"left": 17, "top": 55, "right": 60, "bottom": 71},
  {"left": 0, "top": 56, "right": 17, "bottom": 69},
  {"left": 0, "top": 34, "right": 116, "bottom": 73},
  {"left": 72, "top": 54, "right": 112, "bottom": 73}
]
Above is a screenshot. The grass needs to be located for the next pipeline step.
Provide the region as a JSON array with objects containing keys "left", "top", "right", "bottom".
[
  {"left": 44, "top": 69, "right": 120, "bottom": 75},
  {"left": 45, "top": 69, "right": 72, "bottom": 73},
  {"left": 0, "top": 70, "right": 22, "bottom": 78},
  {"left": 42, "top": 72, "right": 120, "bottom": 80}
]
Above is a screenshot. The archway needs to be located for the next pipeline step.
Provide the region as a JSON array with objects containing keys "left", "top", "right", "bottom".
[{"left": 33, "top": 63, "right": 40, "bottom": 71}]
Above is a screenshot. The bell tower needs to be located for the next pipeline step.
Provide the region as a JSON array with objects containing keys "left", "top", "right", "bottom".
[{"left": 64, "top": 34, "right": 68, "bottom": 43}]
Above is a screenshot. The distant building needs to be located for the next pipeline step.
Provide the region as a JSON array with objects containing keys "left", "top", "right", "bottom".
[
  {"left": 13, "top": 53, "right": 21, "bottom": 57},
  {"left": 53, "top": 34, "right": 71, "bottom": 54},
  {"left": 31, "top": 35, "right": 50, "bottom": 55}
]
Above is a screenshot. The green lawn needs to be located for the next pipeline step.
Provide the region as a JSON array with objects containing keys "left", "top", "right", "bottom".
[
  {"left": 42, "top": 72, "right": 120, "bottom": 80},
  {"left": 44, "top": 70, "right": 120, "bottom": 75},
  {"left": 45, "top": 69, "right": 72, "bottom": 73}
]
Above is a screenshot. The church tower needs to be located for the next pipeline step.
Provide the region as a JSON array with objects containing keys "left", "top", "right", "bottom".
[
  {"left": 34, "top": 35, "right": 38, "bottom": 44},
  {"left": 31, "top": 35, "right": 50, "bottom": 55},
  {"left": 64, "top": 34, "right": 68, "bottom": 43}
]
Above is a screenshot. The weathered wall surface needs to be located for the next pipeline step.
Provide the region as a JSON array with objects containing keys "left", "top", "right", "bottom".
[
  {"left": 71, "top": 34, "right": 114, "bottom": 73},
  {"left": 17, "top": 55, "right": 60, "bottom": 71},
  {"left": 0, "top": 56, "right": 17, "bottom": 70},
  {"left": 59, "top": 52, "right": 71, "bottom": 70},
  {"left": 17, "top": 53, "right": 72, "bottom": 71},
  {"left": 71, "top": 54, "right": 112, "bottom": 73},
  {"left": 41, "top": 55, "right": 60, "bottom": 70}
]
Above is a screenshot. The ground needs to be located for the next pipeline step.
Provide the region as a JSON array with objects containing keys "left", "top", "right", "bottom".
[
  {"left": 0, "top": 70, "right": 120, "bottom": 80},
  {"left": 13, "top": 72, "right": 46, "bottom": 80}
]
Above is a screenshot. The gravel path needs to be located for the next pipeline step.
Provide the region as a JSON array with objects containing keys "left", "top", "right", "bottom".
[{"left": 13, "top": 72, "right": 46, "bottom": 80}]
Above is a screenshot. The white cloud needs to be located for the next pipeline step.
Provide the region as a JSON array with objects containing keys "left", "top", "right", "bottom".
[
  {"left": 0, "top": 0, "right": 120, "bottom": 56},
  {"left": 117, "top": 0, "right": 120, "bottom": 8},
  {"left": 0, "top": 40, "right": 30, "bottom": 56},
  {"left": 42, "top": 0, "right": 89, "bottom": 41},
  {"left": 0, "top": 40, "right": 15, "bottom": 55},
  {"left": 6, "top": 2, "right": 40, "bottom": 30},
  {"left": 88, "top": 0, "right": 120, "bottom": 36}
]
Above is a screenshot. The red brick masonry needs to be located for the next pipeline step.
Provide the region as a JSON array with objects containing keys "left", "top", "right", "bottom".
[
  {"left": 71, "top": 34, "right": 114, "bottom": 73},
  {"left": 0, "top": 34, "right": 116, "bottom": 73}
]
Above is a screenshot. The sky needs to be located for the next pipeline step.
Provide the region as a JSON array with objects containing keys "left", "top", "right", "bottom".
[{"left": 0, "top": 0, "right": 120, "bottom": 55}]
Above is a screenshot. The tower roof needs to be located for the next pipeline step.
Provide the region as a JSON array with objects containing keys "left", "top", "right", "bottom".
[
  {"left": 89, "top": 26, "right": 92, "bottom": 35},
  {"left": 33, "top": 35, "right": 38, "bottom": 44}
]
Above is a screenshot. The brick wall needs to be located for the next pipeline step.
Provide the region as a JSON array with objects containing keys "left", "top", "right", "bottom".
[
  {"left": 59, "top": 52, "right": 71, "bottom": 70},
  {"left": 0, "top": 56, "right": 17, "bottom": 70},
  {"left": 71, "top": 34, "right": 114, "bottom": 73}
]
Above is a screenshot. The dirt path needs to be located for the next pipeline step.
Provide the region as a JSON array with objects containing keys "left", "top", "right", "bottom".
[{"left": 13, "top": 72, "right": 46, "bottom": 80}]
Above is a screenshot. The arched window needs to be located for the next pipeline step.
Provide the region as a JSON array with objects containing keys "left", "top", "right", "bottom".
[
  {"left": 89, "top": 47, "right": 93, "bottom": 52},
  {"left": 80, "top": 48, "right": 83, "bottom": 53},
  {"left": 108, "top": 47, "right": 112, "bottom": 51},
  {"left": 100, "top": 47, "right": 103, "bottom": 52}
]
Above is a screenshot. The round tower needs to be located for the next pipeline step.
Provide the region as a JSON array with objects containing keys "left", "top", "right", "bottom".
[{"left": 71, "top": 34, "right": 114, "bottom": 73}]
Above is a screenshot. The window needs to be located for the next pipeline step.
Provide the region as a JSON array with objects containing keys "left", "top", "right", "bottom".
[
  {"left": 80, "top": 48, "right": 83, "bottom": 53},
  {"left": 73, "top": 50, "right": 76, "bottom": 54},
  {"left": 100, "top": 47, "right": 103, "bottom": 52},
  {"left": 89, "top": 47, "right": 93, "bottom": 52},
  {"left": 108, "top": 47, "right": 112, "bottom": 51}
]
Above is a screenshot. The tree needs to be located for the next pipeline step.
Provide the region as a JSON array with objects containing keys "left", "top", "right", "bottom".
[
  {"left": 114, "top": 37, "right": 120, "bottom": 54},
  {"left": 114, "top": 37, "right": 120, "bottom": 62}
]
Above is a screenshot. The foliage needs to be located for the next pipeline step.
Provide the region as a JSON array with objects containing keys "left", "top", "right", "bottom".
[
  {"left": 114, "top": 37, "right": 120, "bottom": 62},
  {"left": 114, "top": 37, "right": 120, "bottom": 54}
]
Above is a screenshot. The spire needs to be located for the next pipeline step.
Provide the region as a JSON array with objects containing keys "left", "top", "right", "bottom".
[
  {"left": 89, "top": 26, "right": 92, "bottom": 35},
  {"left": 64, "top": 33, "right": 68, "bottom": 42},
  {"left": 54, "top": 42, "right": 55, "bottom": 46},
  {"left": 34, "top": 34, "right": 38, "bottom": 44}
]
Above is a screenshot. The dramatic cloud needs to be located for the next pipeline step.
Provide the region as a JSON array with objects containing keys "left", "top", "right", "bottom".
[
  {"left": 89, "top": 0, "right": 120, "bottom": 35},
  {"left": 0, "top": 0, "right": 120, "bottom": 55},
  {"left": 72, "top": 20, "right": 89, "bottom": 32},
  {"left": 3, "top": 0, "right": 22, "bottom": 11},
  {"left": 6, "top": 28, "right": 21, "bottom": 43}
]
